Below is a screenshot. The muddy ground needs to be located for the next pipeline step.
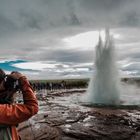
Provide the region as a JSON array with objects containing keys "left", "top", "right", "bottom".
[{"left": 18, "top": 89, "right": 140, "bottom": 140}]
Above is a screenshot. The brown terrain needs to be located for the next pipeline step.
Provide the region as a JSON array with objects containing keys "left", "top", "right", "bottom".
[{"left": 18, "top": 89, "right": 140, "bottom": 140}]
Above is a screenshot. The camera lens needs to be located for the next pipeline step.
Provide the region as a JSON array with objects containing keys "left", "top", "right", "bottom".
[{"left": 4, "top": 75, "right": 19, "bottom": 90}]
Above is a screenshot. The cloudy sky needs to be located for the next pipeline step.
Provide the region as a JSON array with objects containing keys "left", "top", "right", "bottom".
[{"left": 0, "top": 0, "right": 140, "bottom": 79}]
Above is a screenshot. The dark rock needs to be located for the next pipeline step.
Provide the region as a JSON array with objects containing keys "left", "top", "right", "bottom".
[{"left": 18, "top": 89, "right": 140, "bottom": 140}]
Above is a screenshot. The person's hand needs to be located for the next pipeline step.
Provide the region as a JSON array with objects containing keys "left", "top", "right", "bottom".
[{"left": 9, "top": 71, "right": 26, "bottom": 80}]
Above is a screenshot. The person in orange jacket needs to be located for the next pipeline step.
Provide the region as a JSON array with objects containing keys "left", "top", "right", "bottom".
[{"left": 0, "top": 69, "right": 38, "bottom": 140}]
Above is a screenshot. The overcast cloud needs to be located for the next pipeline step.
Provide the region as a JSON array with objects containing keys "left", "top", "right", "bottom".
[{"left": 0, "top": 0, "right": 140, "bottom": 79}]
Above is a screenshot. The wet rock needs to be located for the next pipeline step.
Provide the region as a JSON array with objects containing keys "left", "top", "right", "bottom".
[{"left": 18, "top": 89, "right": 140, "bottom": 140}]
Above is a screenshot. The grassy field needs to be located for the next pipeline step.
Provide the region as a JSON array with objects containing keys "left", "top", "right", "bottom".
[
  {"left": 30, "top": 78, "right": 89, "bottom": 89},
  {"left": 30, "top": 77, "right": 140, "bottom": 88},
  {"left": 30, "top": 77, "right": 140, "bottom": 83}
]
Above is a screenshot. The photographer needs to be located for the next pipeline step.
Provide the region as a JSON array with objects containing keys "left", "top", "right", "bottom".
[{"left": 0, "top": 69, "right": 38, "bottom": 140}]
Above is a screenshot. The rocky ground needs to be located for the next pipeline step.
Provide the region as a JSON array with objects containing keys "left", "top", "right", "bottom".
[{"left": 18, "top": 89, "right": 140, "bottom": 140}]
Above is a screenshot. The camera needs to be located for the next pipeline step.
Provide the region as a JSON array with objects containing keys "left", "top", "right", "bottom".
[{"left": 4, "top": 75, "right": 20, "bottom": 91}]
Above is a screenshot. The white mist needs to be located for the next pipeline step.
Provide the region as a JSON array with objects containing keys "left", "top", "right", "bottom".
[{"left": 86, "top": 29, "right": 120, "bottom": 105}]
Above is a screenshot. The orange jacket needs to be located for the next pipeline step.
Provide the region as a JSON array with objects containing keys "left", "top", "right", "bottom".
[{"left": 0, "top": 77, "right": 38, "bottom": 140}]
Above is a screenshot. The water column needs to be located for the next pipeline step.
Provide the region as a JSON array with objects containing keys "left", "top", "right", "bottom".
[{"left": 86, "top": 30, "right": 120, "bottom": 105}]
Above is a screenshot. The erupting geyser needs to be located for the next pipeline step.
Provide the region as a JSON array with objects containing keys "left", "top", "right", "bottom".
[{"left": 86, "top": 29, "right": 120, "bottom": 105}]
